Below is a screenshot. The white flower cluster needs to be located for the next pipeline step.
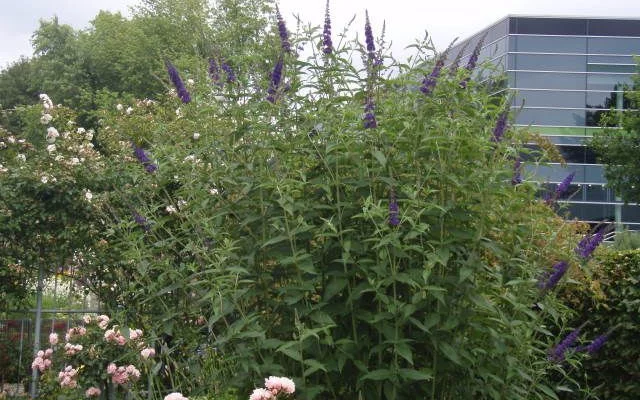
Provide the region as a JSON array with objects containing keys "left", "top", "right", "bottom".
[{"left": 39, "top": 93, "right": 54, "bottom": 110}]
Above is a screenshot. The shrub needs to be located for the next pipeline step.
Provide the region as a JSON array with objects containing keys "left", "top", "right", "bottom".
[{"left": 561, "top": 249, "right": 640, "bottom": 399}]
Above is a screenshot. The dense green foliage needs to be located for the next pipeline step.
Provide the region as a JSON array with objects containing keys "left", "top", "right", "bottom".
[
  {"left": 589, "top": 71, "right": 640, "bottom": 203},
  {"left": 0, "top": 1, "right": 625, "bottom": 399},
  {"left": 562, "top": 249, "right": 640, "bottom": 399}
]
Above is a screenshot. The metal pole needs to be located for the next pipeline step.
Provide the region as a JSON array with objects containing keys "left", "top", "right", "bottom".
[
  {"left": 18, "top": 319, "right": 25, "bottom": 391},
  {"left": 29, "top": 264, "right": 44, "bottom": 398}
]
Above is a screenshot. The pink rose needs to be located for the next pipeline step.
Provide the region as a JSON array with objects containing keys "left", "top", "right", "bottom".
[
  {"left": 85, "top": 387, "right": 101, "bottom": 398},
  {"left": 107, "top": 363, "right": 117, "bottom": 374},
  {"left": 141, "top": 347, "right": 156, "bottom": 359},
  {"left": 264, "top": 376, "right": 295, "bottom": 395},
  {"left": 49, "top": 333, "right": 59, "bottom": 345},
  {"left": 164, "top": 393, "right": 188, "bottom": 400},
  {"left": 249, "top": 388, "right": 273, "bottom": 400}
]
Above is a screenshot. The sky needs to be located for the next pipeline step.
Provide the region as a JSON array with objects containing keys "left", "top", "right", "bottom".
[{"left": 2, "top": 0, "right": 640, "bottom": 69}]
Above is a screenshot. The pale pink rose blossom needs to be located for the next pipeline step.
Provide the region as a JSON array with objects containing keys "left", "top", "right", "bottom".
[
  {"left": 107, "top": 363, "right": 117, "bottom": 374},
  {"left": 164, "top": 393, "right": 189, "bottom": 400},
  {"left": 129, "top": 329, "right": 143, "bottom": 340},
  {"left": 249, "top": 388, "right": 274, "bottom": 400},
  {"left": 264, "top": 376, "right": 295, "bottom": 395},
  {"left": 49, "top": 333, "right": 59, "bottom": 345},
  {"left": 45, "top": 348, "right": 53, "bottom": 357},
  {"left": 82, "top": 315, "right": 92, "bottom": 324},
  {"left": 116, "top": 334, "right": 127, "bottom": 345},
  {"left": 85, "top": 387, "right": 102, "bottom": 397},
  {"left": 104, "top": 329, "right": 116, "bottom": 341},
  {"left": 141, "top": 347, "right": 156, "bottom": 359},
  {"left": 37, "top": 350, "right": 44, "bottom": 358}
]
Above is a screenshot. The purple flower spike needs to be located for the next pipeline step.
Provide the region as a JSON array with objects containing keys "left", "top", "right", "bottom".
[
  {"left": 584, "top": 334, "right": 608, "bottom": 354},
  {"left": 389, "top": 189, "right": 399, "bottom": 226},
  {"left": 492, "top": 111, "right": 508, "bottom": 142},
  {"left": 132, "top": 211, "right": 150, "bottom": 232},
  {"left": 266, "top": 57, "right": 284, "bottom": 103},
  {"left": 363, "top": 96, "right": 377, "bottom": 129},
  {"left": 512, "top": 159, "right": 522, "bottom": 185},
  {"left": 538, "top": 261, "right": 569, "bottom": 290},
  {"left": 556, "top": 172, "right": 575, "bottom": 198},
  {"left": 420, "top": 56, "right": 444, "bottom": 95},
  {"left": 132, "top": 143, "right": 157, "bottom": 174},
  {"left": 364, "top": 11, "right": 375, "bottom": 63},
  {"left": 575, "top": 231, "right": 604, "bottom": 259},
  {"left": 208, "top": 58, "right": 222, "bottom": 87},
  {"left": 221, "top": 61, "right": 236, "bottom": 83},
  {"left": 549, "top": 328, "right": 582, "bottom": 363},
  {"left": 465, "top": 34, "right": 486, "bottom": 72},
  {"left": 275, "top": 5, "right": 291, "bottom": 54},
  {"left": 322, "top": 0, "right": 332, "bottom": 55},
  {"left": 165, "top": 60, "right": 191, "bottom": 103}
]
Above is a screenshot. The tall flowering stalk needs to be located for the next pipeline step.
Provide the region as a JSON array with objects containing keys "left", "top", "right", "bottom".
[
  {"left": 364, "top": 11, "right": 376, "bottom": 63},
  {"left": 132, "top": 143, "right": 157, "bottom": 173},
  {"left": 275, "top": 5, "right": 291, "bottom": 54},
  {"left": 208, "top": 58, "right": 222, "bottom": 87},
  {"left": 420, "top": 56, "right": 444, "bottom": 95},
  {"left": 363, "top": 96, "right": 377, "bottom": 129},
  {"left": 546, "top": 172, "right": 575, "bottom": 205},
  {"left": 388, "top": 188, "right": 399, "bottom": 226},
  {"left": 322, "top": 0, "right": 332, "bottom": 55},
  {"left": 512, "top": 158, "right": 522, "bottom": 185},
  {"left": 221, "top": 61, "right": 236, "bottom": 83},
  {"left": 132, "top": 210, "right": 150, "bottom": 232},
  {"left": 575, "top": 230, "right": 604, "bottom": 259},
  {"left": 165, "top": 60, "right": 191, "bottom": 103},
  {"left": 267, "top": 57, "right": 284, "bottom": 104},
  {"left": 460, "top": 33, "right": 487, "bottom": 88},
  {"left": 492, "top": 111, "right": 508, "bottom": 142},
  {"left": 549, "top": 327, "right": 583, "bottom": 363},
  {"left": 537, "top": 261, "right": 569, "bottom": 291},
  {"left": 583, "top": 333, "right": 608, "bottom": 354}
]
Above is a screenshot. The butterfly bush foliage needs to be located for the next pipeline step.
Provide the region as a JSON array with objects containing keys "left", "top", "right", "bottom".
[{"left": 60, "top": 3, "right": 606, "bottom": 400}]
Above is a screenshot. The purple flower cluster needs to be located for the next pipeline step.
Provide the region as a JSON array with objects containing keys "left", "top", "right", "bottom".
[
  {"left": 512, "top": 159, "right": 522, "bottom": 185},
  {"left": 275, "top": 6, "right": 291, "bottom": 54},
  {"left": 546, "top": 172, "right": 575, "bottom": 205},
  {"left": 221, "top": 61, "right": 236, "bottom": 83},
  {"left": 132, "top": 143, "right": 157, "bottom": 173},
  {"left": 549, "top": 327, "right": 582, "bottom": 363},
  {"left": 584, "top": 334, "right": 608, "bottom": 354},
  {"left": 460, "top": 34, "right": 487, "bottom": 88},
  {"left": 556, "top": 172, "right": 575, "bottom": 198},
  {"left": 208, "top": 58, "right": 222, "bottom": 87},
  {"left": 492, "top": 111, "right": 508, "bottom": 142},
  {"left": 364, "top": 11, "right": 376, "bottom": 63},
  {"left": 322, "top": 0, "right": 332, "bottom": 55},
  {"left": 363, "top": 97, "right": 377, "bottom": 129},
  {"left": 267, "top": 57, "right": 284, "bottom": 104},
  {"left": 420, "top": 56, "right": 444, "bottom": 95},
  {"left": 132, "top": 210, "right": 150, "bottom": 232},
  {"left": 389, "top": 189, "right": 399, "bottom": 226},
  {"left": 465, "top": 35, "right": 486, "bottom": 72},
  {"left": 575, "top": 230, "right": 604, "bottom": 259},
  {"left": 538, "top": 261, "right": 569, "bottom": 290},
  {"left": 165, "top": 60, "right": 191, "bottom": 103}
]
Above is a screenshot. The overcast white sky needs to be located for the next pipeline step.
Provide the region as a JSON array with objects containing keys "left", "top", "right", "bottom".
[{"left": 2, "top": 0, "right": 640, "bottom": 69}]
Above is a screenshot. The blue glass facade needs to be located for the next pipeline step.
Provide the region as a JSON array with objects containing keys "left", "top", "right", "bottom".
[{"left": 447, "top": 16, "right": 640, "bottom": 229}]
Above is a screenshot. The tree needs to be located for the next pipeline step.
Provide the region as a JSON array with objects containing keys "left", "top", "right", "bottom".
[{"left": 589, "top": 71, "right": 640, "bottom": 203}]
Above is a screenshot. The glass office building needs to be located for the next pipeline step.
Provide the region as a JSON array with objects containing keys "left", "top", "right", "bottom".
[{"left": 447, "top": 16, "right": 640, "bottom": 230}]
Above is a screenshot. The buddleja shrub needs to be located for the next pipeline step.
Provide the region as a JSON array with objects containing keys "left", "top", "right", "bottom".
[{"left": 93, "top": 4, "right": 583, "bottom": 399}]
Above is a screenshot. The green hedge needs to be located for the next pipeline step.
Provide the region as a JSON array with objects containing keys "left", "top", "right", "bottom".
[{"left": 565, "top": 249, "right": 640, "bottom": 399}]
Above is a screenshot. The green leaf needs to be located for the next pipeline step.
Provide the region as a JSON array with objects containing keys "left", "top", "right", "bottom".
[
  {"left": 371, "top": 149, "right": 386, "bottom": 168},
  {"left": 398, "top": 368, "right": 433, "bottom": 381},
  {"left": 439, "top": 342, "right": 462, "bottom": 365},
  {"left": 361, "top": 368, "right": 394, "bottom": 381}
]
